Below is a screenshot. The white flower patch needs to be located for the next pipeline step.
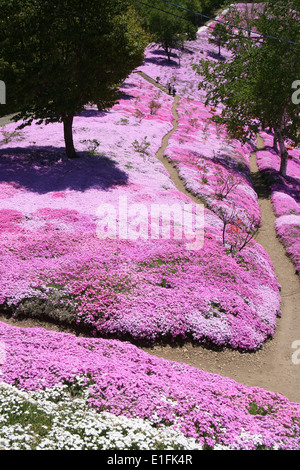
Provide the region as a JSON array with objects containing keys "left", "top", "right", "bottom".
[{"left": 0, "top": 381, "right": 205, "bottom": 450}]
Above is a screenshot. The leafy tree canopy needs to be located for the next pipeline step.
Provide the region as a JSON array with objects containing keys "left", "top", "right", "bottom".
[
  {"left": 135, "top": 0, "right": 206, "bottom": 61},
  {"left": 0, "top": 0, "right": 149, "bottom": 158},
  {"left": 195, "top": 0, "right": 300, "bottom": 176}
]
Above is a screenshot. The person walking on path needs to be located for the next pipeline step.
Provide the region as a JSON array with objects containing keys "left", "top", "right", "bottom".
[
  {"left": 172, "top": 85, "right": 176, "bottom": 97},
  {"left": 167, "top": 83, "right": 172, "bottom": 95}
]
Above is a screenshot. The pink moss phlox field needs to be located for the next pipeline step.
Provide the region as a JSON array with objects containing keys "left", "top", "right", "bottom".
[
  {"left": 0, "top": 47, "right": 281, "bottom": 351},
  {"left": 0, "top": 206, "right": 280, "bottom": 350},
  {"left": 256, "top": 131, "right": 300, "bottom": 275},
  {"left": 165, "top": 97, "right": 259, "bottom": 226},
  {"left": 137, "top": 16, "right": 259, "bottom": 227},
  {"left": 136, "top": 3, "right": 262, "bottom": 104},
  {"left": 1, "top": 321, "right": 300, "bottom": 450}
]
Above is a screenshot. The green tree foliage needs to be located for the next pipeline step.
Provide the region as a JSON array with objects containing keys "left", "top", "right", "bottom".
[
  {"left": 0, "top": 0, "right": 148, "bottom": 158},
  {"left": 195, "top": 0, "right": 300, "bottom": 177},
  {"left": 208, "top": 22, "right": 229, "bottom": 56},
  {"left": 136, "top": 0, "right": 205, "bottom": 62}
]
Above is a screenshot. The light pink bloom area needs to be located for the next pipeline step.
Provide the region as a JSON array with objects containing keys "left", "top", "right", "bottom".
[
  {"left": 256, "top": 131, "right": 300, "bottom": 275},
  {"left": 0, "top": 4, "right": 299, "bottom": 450}
]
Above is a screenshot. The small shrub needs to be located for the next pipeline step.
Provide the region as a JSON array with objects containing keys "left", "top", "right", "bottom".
[
  {"left": 80, "top": 139, "right": 100, "bottom": 155},
  {"left": 132, "top": 136, "right": 151, "bottom": 160},
  {"left": 149, "top": 100, "right": 162, "bottom": 115}
]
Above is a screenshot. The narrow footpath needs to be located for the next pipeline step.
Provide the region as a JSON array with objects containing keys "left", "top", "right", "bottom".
[
  {"left": 140, "top": 75, "right": 300, "bottom": 403},
  {"left": 1, "top": 74, "right": 299, "bottom": 403}
]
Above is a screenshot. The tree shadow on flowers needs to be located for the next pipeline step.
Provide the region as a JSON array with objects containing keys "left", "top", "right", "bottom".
[
  {"left": 211, "top": 152, "right": 253, "bottom": 184},
  {"left": 255, "top": 144, "right": 300, "bottom": 202},
  {"left": 143, "top": 55, "right": 178, "bottom": 67},
  {"left": 207, "top": 51, "right": 226, "bottom": 62},
  {"left": 0, "top": 146, "right": 129, "bottom": 194}
]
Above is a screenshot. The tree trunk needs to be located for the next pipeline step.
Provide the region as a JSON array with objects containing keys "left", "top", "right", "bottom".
[
  {"left": 277, "top": 133, "right": 288, "bottom": 177},
  {"left": 273, "top": 129, "right": 278, "bottom": 152},
  {"left": 63, "top": 114, "right": 77, "bottom": 159}
]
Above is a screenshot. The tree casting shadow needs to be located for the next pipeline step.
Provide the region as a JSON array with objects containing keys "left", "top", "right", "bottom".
[{"left": 0, "top": 146, "right": 129, "bottom": 194}]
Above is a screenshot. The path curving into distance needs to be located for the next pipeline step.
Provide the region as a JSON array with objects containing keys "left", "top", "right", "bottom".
[
  {"left": 1, "top": 72, "right": 299, "bottom": 403},
  {"left": 136, "top": 71, "right": 208, "bottom": 208},
  {"left": 139, "top": 72, "right": 300, "bottom": 403}
]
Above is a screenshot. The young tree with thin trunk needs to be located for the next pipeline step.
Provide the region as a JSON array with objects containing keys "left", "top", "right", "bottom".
[
  {"left": 195, "top": 0, "right": 300, "bottom": 177},
  {"left": 208, "top": 23, "right": 229, "bottom": 57},
  {"left": 0, "top": 0, "right": 148, "bottom": 158},
  {"left": 135, "top": 0, "right": 201, "bottom": 63}
]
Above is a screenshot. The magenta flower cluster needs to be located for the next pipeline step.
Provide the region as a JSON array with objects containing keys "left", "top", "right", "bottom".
[{"left": 1, "top": 321, "right": 300, "bottom": 450}]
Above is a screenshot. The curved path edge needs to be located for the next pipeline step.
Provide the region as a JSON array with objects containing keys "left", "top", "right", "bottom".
[
  {"left": 1, "top": 75, "right": 300, "bottom": 403},
  {"left": 143, "top": 123, "right": 300, "bottom": 403}
]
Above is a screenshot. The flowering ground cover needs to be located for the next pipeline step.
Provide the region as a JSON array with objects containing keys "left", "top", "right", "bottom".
[
  {"left": 256, "top": 131, "right": 300, "bottom": 276},
  {"left": 1, "top": 321, "right": 300, "bottom": 450},
  {"left": 137, "top": 12, "right": 260, "bottom": 229},
  {"left": 0, "top": 3, "right": 299, "bottom": 451},
  {"left": 165, "top": 97, "right": 259, "bottom": 227},
  {"left": 0, "top": 379, "right": 203, "bottom": 450},
  {"left": 0, "top": 43, "right": 281, "bottom": 351}
]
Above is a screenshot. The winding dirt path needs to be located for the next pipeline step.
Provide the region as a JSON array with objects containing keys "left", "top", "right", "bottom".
[
  {"left": 133, "top": 73, "right": 300, "bottom": 402},
  {"left": 1, "top": 73, "right": 299, "bottom": 403},
  {"left": 142, "top": 120, "right": 300, "bottom": 404}
]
